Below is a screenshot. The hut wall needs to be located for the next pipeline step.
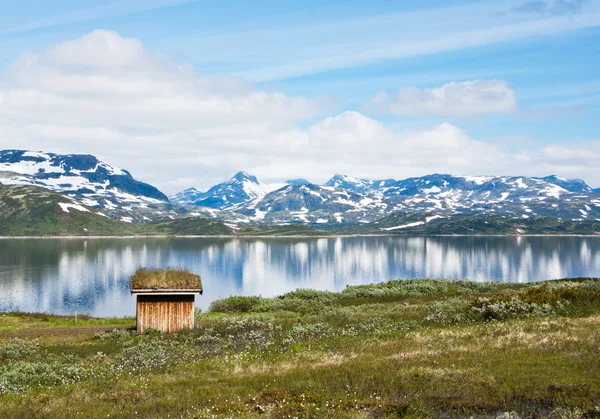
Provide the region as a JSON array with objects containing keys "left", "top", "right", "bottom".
[{"left": 136, "top": 294, "right": 195, "bottom": 334}]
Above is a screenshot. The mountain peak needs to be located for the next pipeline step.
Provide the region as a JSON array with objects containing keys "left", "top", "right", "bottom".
[
  {"left": 232, "top": 171, "right": 259, "bottom": 183},
  {"left": 327, "top": 174, "right": 361, "bottom": 184},
  {"left": 286, "top": 178, "right": 313, "bottom": 186},
  {"left": 534, "top": 175, "right": 591, "bottom": 193}
]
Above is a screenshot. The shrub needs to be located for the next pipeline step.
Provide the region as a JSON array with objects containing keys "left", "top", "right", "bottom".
[
  {"left": 521, "top": 283, "right": 600, "bottom": 305},
  {"left": 221, "top": 317, "right": 280, "bottom": 350},
  {"left": 467, "top": 282, "right": 600, "bottom": 322},
  {"left": 283, "top": 323, "right": 333, "bottom": 348},
  {"left": 470, "top": 297, "right": 558, "bottom": 321},
  {"left": 279, "top": 289, "right": 337, "bottom": 303},
  {"left": 340, "top": 279, "right": 455, "bottom": 300},
  {"left": 254, "top": 298, "right": 323, "bottom": 315},
  {"left": 192, "top": 335, "right": 227, "bottom": 356},
  {"left": 0, "top": 339, "right": 40, "bottom": 361},
  {"left": 93, "top": 329, "right": 135, "bottom": 341},
  {"left": 115, "top": 339, "right": 182, "bottom": 371},
  {"left": 0, "top": 361, "right": 85, "bottom": 395},
  {"left": 424, "top": 297, "right": 470, "bottom": 325},
  {"left": 210, "top": 296, "right": 264, "bottom": 313},
  {"left": 145, "top": 326, "right": 163, "bottom": 336}
]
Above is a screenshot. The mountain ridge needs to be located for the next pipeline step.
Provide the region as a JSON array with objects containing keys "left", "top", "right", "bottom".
[
  {"left": 173, "top": 171, "right": 600, "bottom": 225},
  {"left": 1, "top": 184, "right": 598, "bottom": 237},
  {"left": 2, "top": 149, "right": 599, "bottom": 227}
]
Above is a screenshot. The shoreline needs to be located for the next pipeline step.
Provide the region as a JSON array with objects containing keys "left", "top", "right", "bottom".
[
  {"left": 3, "top": 276, "right": 599, "bottom": 319},
  {"left": 1, "top": 233, "right": 600, "bottom": 239}
]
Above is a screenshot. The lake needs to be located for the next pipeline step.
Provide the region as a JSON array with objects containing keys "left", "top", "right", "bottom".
[{"left": 0, "top": 236, "right": 599, "bottom": 317}]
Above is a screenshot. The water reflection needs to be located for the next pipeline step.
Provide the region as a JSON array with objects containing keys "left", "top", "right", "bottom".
[{"left": 0, "top": 236, "right": 599, "bottom": 317}]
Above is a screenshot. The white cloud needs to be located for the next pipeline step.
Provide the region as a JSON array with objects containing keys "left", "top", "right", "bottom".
[
  {"left": 3, "top": 30, "right": 335, "bottom": 130},
  {"left": 0, "top": 30, "right": 598, "bottom": 192},
  {"left": 364, "top": 80, "right": 517, "bottom": 117}
]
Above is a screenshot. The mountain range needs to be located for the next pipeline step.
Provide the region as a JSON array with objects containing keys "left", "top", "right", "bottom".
[
  {"left": 1, "top": 149, "right": 600, "bottom": 235},
  {"left": 170, "top": 171, "right": 600, "bottom": 226}
]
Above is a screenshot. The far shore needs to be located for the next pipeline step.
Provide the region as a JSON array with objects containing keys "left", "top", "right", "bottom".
[{"left": 1, "top": 233, "right": 600, "bottom": 239}]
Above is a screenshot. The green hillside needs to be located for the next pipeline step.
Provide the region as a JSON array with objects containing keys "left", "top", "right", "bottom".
[
  {"left": 351, "top": 212, "right": 600, "bottom": 235},
  {"left": 236, "top": 224, "right": 326, "bottom": 236},
  {"left": 2, "top": 185, "right": 599, "bottom": 237},
  {"left": 0, "top": 185, "right": 236, "bottom": 237},
  {"left": 138, "top": 216, "right": 235, "bottom": 235},
  {"left": 0, "top": 185, "right": 130, "bottom": 236}
]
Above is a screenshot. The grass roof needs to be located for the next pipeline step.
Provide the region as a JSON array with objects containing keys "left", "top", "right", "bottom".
[{"left": 130, "top": 268, "right": 202, "bottom": 291}]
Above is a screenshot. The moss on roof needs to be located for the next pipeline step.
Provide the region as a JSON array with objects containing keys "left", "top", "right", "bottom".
[{"left": 130, "top": 268, "right": 202, "bottom": 290}]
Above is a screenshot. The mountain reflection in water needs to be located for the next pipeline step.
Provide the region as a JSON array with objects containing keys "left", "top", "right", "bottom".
[{"left": 0, "top": 236, "right": 598, "bottom": 317}]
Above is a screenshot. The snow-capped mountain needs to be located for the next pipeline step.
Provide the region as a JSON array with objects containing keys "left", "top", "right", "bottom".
[
  {"left": 237, "top": 183, "right": 372, "bottom": 224},
  {"left": 175, "top": 172, "right": 600, "bottom": 225},
  {"left": 324, "top": 174, "right": 395, "bottom": 194},
  {"left": 169, "top": 187, "right": 203, "bottom": 206},
  {"left": 0, "top": 150, "right": 169, "bottom": 222},
  {"left": 2, "top": 149, "right": 598, "bottom": 227},
  {"left": 170, "top": 171, "right": 284, "bottom": 210}
]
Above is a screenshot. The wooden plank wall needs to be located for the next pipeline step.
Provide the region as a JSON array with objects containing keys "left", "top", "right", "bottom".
[{"left": 136, "top": 295, "right": 195, "bottom": 334}]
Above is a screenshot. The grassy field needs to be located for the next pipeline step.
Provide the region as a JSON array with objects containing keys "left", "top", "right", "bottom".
[{"left": 1, "top": 279, "right": 600, "bottom": 418}]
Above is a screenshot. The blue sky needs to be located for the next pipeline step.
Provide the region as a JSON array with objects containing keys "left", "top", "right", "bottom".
[{"left": 0, "top": 0, "right": 599, "bottom": 191}]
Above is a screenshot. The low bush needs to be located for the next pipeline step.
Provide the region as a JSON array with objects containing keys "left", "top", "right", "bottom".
[
  {"left": 93, "top": 329, "right": 135, "bottom": 341},
  {"left": 470, "top": 297, "right": 559, "bottom": 321},
  {"left": 340, "top": 279, "right": 467, "bottom": 300},
  {"left": 208, "top": 279, "right": 522, "bottom": 316},
  {"left": 221, "top": 317, "right": 280, "bottom": 350},
  {"left": 0, "top": 339, "right": 40, "bottom": 361},
  {"left": 282, "top": 323, "right": 333, "bottom": 348},
  {"left": 210, "top": 296, "right": 264, "bottom": 313},
  {"left": 468, "top": 282, "right": 600, "bottom": 321},
  {"left": 424, "top": 297, "right": 471, "bottom": 325},
  {"left": 279, "top": 288, "right": 337, "bottom": 303},
  {"left": 521, "top": 283, "right": 600, "bottom": 305},
  {"left": 0, "top": 361, "right": 85, "bottom": 395},
  {"left": 115, "top": 339, "right": 182, "bottom": 371}
]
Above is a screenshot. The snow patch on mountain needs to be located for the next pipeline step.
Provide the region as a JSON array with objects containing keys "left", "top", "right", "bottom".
[
  {"left": 381, "top": 221, "right": 425, "bottom": 231},
  {"left": 58, "top": 203, "right": 90, "bottom": 214}
]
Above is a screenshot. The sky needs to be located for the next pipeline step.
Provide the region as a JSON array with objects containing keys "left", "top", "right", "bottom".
[{"left": 0, "top": 0, "right": 599, "bottom": 193}]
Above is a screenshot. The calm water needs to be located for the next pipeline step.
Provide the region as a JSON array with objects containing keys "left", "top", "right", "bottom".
[{"left": 0, "top": 236, "right": 599, "bottom": 317}]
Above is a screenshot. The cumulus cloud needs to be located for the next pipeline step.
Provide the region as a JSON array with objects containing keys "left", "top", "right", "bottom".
[
  {"left": 364, "top": 80, "right": 517, "bottom": 117},
  {"left": 0, "top": 30, "right": 598, "bottom": 191},
  {"left": 3, "top": 30, "right": 334, "bottom": 129}
]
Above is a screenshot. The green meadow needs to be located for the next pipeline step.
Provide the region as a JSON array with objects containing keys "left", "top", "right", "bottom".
[{"left": 1, "top": 278, "right": 599, "bottom": 418}]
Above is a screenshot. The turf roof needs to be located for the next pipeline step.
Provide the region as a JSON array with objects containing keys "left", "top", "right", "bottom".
[{"left": 130, "top": 268, "right": 202, "bottom": 291}]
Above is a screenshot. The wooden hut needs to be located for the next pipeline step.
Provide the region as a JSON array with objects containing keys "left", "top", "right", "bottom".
[{"left": 130, "top": 268, "right": 202, "bottom": 334}]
